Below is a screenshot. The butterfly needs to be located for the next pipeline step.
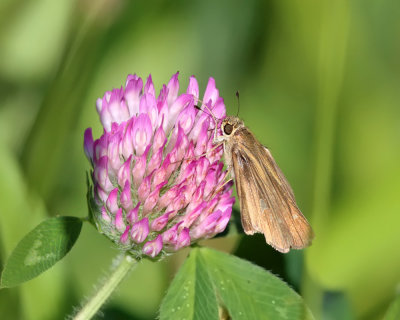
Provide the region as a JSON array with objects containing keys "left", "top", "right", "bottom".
[{"left": 214, "top": 115, "right": 314, "bottom": 253}]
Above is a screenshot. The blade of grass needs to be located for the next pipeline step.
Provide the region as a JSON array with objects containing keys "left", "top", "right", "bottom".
[{"left": 20, "top": 5, "right": 113, "bottom": 205}]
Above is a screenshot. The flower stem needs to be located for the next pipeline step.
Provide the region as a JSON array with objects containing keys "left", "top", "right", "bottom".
[{"left": 74, "top": 253, "right": 138, "bottom": 320}]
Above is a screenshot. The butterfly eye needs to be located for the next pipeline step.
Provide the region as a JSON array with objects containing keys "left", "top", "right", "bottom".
[{"left": 223, "top": 123, "right": 233, "bottom": 135}]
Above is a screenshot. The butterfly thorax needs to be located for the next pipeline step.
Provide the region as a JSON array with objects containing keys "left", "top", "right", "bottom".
[{"left": 215, "top": 116, "right": 256, "bottom": 179}]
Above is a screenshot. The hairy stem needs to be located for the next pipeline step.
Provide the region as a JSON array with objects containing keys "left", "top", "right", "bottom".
[{"left": 73, "top": 253, "right": 138, "bottom": 320}]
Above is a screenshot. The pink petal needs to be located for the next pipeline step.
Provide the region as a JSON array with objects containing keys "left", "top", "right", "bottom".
[
  {"left": 150, "top": 211, "right": 173, "bottom": 231},
  {"left": 143, "top": 235, "right": 163, "bottom": 258},
  {"left": 108, "top": 88, "right": 129, "bottom": 124},
  {"left": 144, "top": 74, "right": 155, "bottom": 97},
  {"left": 127, "top": 202, "right": 140, "bottom": 225},
  {"left": 83, "top": 128, "right": 94, "bottom": 162},
  {"left": 131, "top": 218, "right": 149, "bottom": 243},
  {"left": 94, "top": 156, "right": 113, "bottom": 192},
  {"left": 212, "top": 97, "right": 226, "bottom": 120},
  {"left": 117, "top": 155, "right": 132, "bottom": 188},
  {"left": 107, "top": 132, "right": 123, "bottom": 176},
  {"left": 120, "top": 118, "right": 135, "bottom": 160},
  {"left": 101, "top": 206, "right": 111, "bottom": 222},
  {"left": 132, "top": 114, "right": 153, "bottom": 156},
  {"left": 115, "top": 208, "right": 126, "bottom": 232},
  {"left": 138, "top": 174, "right": 152, "bottom": 203},
  {"left": 143, "top": 182, "right": 166, "bottom": 215},
  {"left": 120, "top": 180, "right": 133, "bottom": 211},
  {"left": 166, "top": 72, "right": 179, "bottom": 107},
  {"left": 139, "top": 93, "right": 158, "bottom": 129},
  {"left": 106, "top": 188, "right": 119, "bottom": 214},
  {"left": 152, "top": 122, "right": 166, "bottom": 154},
  {"left": 195, "top": 158, "right": 210, "bottom": 185},
  {"left": 132, "top": 146, "right": 149, "bottom": 187},
  {"left": 203, "top": 77, "right": 219, "bottom": 106},
  {"left": 190, "top": 211, "right": 221, "bottom": 239},
  {"left": 146, "top": 147, "right": 163, "bottom": 176},
  {"left": 175, "top": 102, "right": 196, "bottom": 135},
  {"left": 165, "top": 93, "right": 193, "bottom": 134},
  {"left": 162, "top": 222, "right": 183, "bottom": 245},
  {"left": 175, "top": 228, "right": 191, "bottom": 250},
  {"left": 120, "top": 225, "right": 130, "bottom": 244},
  {"left": 158, "top": 185, "right": 179, "bottom": 209},
  {"left": 99, "top": 95, "right": 112, "bottom": 131},
  {"left": 194, "top": 119, "right": 210, "bottom": 156},
  {"left": 125, "top": 74, "right": 143, "bottom": 115},
  {"left": 214, "top": 208, "right": 232, "bottom": 234},
  {"left": 186, "top": 76, "right": 199, "bottom": 101}
]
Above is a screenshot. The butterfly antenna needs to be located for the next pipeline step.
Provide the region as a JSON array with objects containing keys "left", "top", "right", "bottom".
[
  {"left": 193, "top": 96, "right": 221, "bottom": 140},
  {"left": 193, "top": 97, "right": 219, "bottom": 124},
  {"left": 235, "top": 91, "right": 240, "bottom": 117}
]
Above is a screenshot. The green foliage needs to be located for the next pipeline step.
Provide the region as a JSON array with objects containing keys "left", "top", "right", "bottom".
[
  {"left": 160, "top": 247, "right": 314, "bottom": 320},
  {"left": 1, "top": 217, "right": 82, "bottom": 288},
  {"left": 0, "top": 147, "right": 68, "bottom": 319},
  {"left": 383, "top": 295, "right": 400, "bottom": 320}
]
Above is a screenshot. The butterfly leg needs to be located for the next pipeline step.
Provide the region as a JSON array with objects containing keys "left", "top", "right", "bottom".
[
  {"left": 209, "top": 163, "right": 235, "bottom": 198},
  {"left": 219, "top": 176, "right": 234, "bottom": 191},
  {"left": 210, "top": 177, "right": 234, "bottom": 198},
  {"left": 169, "top": 142, "right": 223, "bottom": 165}
]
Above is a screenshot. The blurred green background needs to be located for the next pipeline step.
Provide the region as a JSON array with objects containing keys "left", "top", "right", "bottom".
[{"left": 1, "top": 0, "right": 399, "bottom": 319}]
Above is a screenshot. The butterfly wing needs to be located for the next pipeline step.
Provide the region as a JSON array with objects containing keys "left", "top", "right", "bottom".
[{"left": 231, "top": 128, "right": 314, "bottom": 253}]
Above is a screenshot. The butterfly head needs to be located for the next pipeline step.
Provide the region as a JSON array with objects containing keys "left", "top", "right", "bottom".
[{"left": 221, "top": 116, "right": 244, "bottom": 137}]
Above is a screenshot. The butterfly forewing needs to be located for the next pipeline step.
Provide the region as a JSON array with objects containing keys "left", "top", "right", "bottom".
[{"left": 230, "top": 126, "right": 313, "bottom": 253}]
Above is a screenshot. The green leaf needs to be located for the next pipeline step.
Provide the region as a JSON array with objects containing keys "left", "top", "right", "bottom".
[
  {"left": 0, "top": 216, "right": 82, "bottom": 288},
  {"left": 160, "top": 247, "right": 314, "bottom": 320},
  {"left": 159, "top": 247, "right": 219, "bottom": 320},
  {"left": 384, "top": 295, "right": 400, "bottom": 320}
]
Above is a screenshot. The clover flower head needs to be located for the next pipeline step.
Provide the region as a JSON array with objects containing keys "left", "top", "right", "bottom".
[{"left": 84, "top": 72, "right": 234, "bottom": 258}]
